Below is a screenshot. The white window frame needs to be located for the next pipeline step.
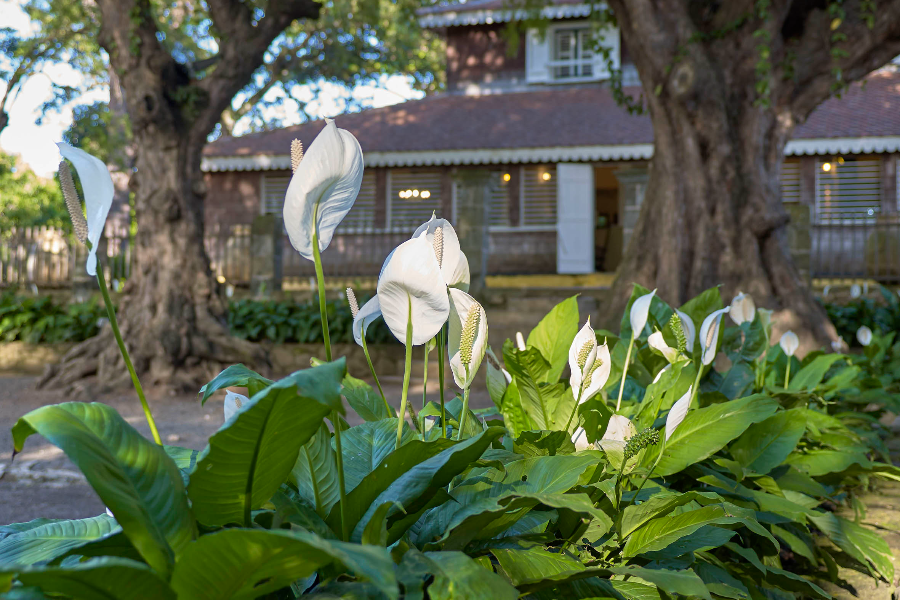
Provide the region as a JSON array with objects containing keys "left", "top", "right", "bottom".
[
  {"left": 490, "top": 167, "right": 558, "bottom": 232},
  {"left": 527, "top": 20, "right": 620, "bottom": 85}
]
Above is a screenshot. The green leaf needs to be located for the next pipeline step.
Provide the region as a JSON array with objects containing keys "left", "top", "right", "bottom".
[
  {"left": 788, "top": 355, "right": 845, "bottom": 390},
  {"left": 784, "top": 449, "right": 870, "bottom": 477},
  {"left": 199, "top": 364, "right": 273, "bottom": 403},
  {"left": 808, "top": 512, "right": 894, "bottom": 581},
  {"left": 762, "top": 564, "right": 830, "bottom": 599},
  {"left": 290, "top": 423, "right": 340, "bottom": 517},
  {"left": 342, "top": 374, "right": 394, "bottom": 421},
  {"left": 3, "top": 557, "right": 174, "bottom": 600},
  {"left": 491, "top": 547, "right": 588, "bottom": 587},
  {"left": 608, "top": 566, "right": 712, "bottom": 600},
  {"left": 423, "top": 551, "right": 518, "bottom": 600},
  {"left": 623, "top": 505, "right": 727, "bottom": 557},
  {"left": 164, "top": 445, "right": 199, "bottom": 485},
  {"left": 169, "top": 528, "right": 398, "bottom": 600},
  {"left": 513, "top": 430, "right": 575, "bottom": 457},
  {"left": 340, "top": 419, "right": 416, "bottom": 493},
  {"left": 526, "top": 295, "right": 579, "bottom": 384},
  {"left": 11, "top": 403, "right": 193, "bottom": 577},
  {"left": 361, "top": 502, "right": 401, "bottom": 547},
  {"left": 652, "top": 394, "right": 778, "bottom": 476},
  {"left": 729, "top": 409, "right": 806, "bottom": 474},
  {"left": 619, "top": 491, "right": 722, "bottom": 540},
  {"left": 189, "top": 360, "right": 346, "bottom": 526},
  {"left": 498, "top": 378, "right": 532, "bottom": 438},
  {"left": 0, "top": 515, "right": 119, "bottom": 567}
]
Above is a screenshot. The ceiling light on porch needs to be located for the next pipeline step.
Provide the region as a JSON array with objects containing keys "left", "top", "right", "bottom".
[
  {"left": 822, "top": 162, "right": 832, "bottom": 172},
  {"left": 421, "top": 190, "right": 431, "bottom": 199},
  {"left": 412, "top": 189, "right": 420, "bottom": 197},
  {"left": 542, "top": 172, "right": 552, "bottom": 181},
  {"left": 502, "top": 173, "right": 511, "bottom": 182}
]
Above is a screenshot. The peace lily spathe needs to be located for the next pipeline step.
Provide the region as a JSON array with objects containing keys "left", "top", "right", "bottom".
[
  {"left": 57, "top": 142, "right": 114, "bottom": 276},
  {"left": 352, "top": 296, "right": 383, "bottom": 347},
  {"left": 377, "top": 232, "right": 450, "bottom": 345},
  {"left": 571, "top": 427, "right": 591, "bottom": 451},
  {"left": 729, "top": 292, "right": 756, "bottom": 326},
  {"left": 630, "top": 289, "right": 657, "bottom": 337},
  {"left": 699, "top": 307, "right": 731, "bottom": 366},
  {"left": 648, "top": 330, "right": 680, "bottom": 363},
  {"left": 568, "top": 318, "right": 611, "bottom": 402},
  {"left": 448, "top": 288, "right": 488, "bottom": 389},
  {"left": 224, "top": 389, "right": 248, "bottom": 422},
  {"left": 414, "top": 214, "right": 470, "bottom": 290},
  {"left": 779, "top": 331, "right": 799, "bottom": 357},
  {"left": 516, "top": 332, "right": 527, "bottom": 351},
  {"left": 857, "top": 326, "right": 873, "bottom": 347},
  {"left": 675, "top": 310, "right": 696, "bottom": 351},
  {"left": 603, "top": 414, "right": 636, "bottom": 442},
  {"left": 283, "top": 119, "right": 364, "bottom": 261},
  {"left": 665, "top": 386, "right": 692, "bottom": 441}
]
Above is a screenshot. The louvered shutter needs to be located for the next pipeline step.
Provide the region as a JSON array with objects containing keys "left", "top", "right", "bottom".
[
  {"left": 489, "top": 171, "right": 511, "bottom": 228},
  {"left": 816, "top": 158, "right": 882, "bottom": 222},
  {"left": 340, "top": 172, "right": 377, "bottom": 231},
  {"left": 526, "top": 29, "right": 550, "bottom": 83},
  {"left": 522, "top": 166, "right": 557, "bottom": 227},
  {"left": 780, "top": 161, "right": 800, "bottom": 203},
  {"left": 389, "top": 170, "right": 443, "bottom": 231},
  {"left": 261, "top": 174, "right": 291, "bottom": 215}
]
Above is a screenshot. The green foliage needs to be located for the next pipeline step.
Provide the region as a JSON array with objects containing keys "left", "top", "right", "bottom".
[
  {"left": 0, "top": 153, "right": 68, "bottom": 232},
  {"left": 823, "top": 286, "right": 900, "bottom": 344},
  {"left": 2, "top": 288, "right": 899, "bottom": 598},
  {"left": 0, "top": 292, "right": 104, "bottom": 344}
]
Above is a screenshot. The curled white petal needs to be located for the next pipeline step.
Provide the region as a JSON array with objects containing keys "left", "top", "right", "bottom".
[
  {"left": 377, "top": 233, "right": 450, "bottom": 346},
  {"left": 58, "top": 142, "right": 113, "bottom": 276},
  {"left": 449, "top": 251, "right": 470, "bottom": 292},
  {"left": 224, "top": 389, "right": 249, "bottom": 422},
  {"left": 729, "top": 292, "right": 756, "bottom": 326},
  {"left": 602, "top": 414, "right": 636, "bottom": 442},
  {"left": 448, "top": 288, "right": 488, "bottom": 389},
  {"left": 652, "top": 363, "right": 672, "bottom": 384},
  {"left": 571, "top": 427, "right": 592, "bottom": 451},
  {"left": 352, "top": 295, "right": 382, "bottom": 347},
  {"left": 413, "top": 213, "right": 463, "bottom": 287},
  {"left": 283, "top": 120, "right": 364, "bottom": 260},
  {"left": 665, "top": 386, "right": 692, "bottom": 441},
  {"left": 516, "top": 331, "right": 526, "bottom": 351},
  {"left": 856, "top": 326, "right": 873, "bottom": 347},
  {"left": 568, "top": 318, "right": 597, "bottom": 394},
  {"left": 648, "top": 330, "right": 680, "bottom": 363},
  {"left": 675, "top": 309, "right": 696, "bottom": 352},
  {"left": 699, "top": 307, "right": 731, "bottom": 366},
  {"left": 779, "top": 331, "right": 799, "bottom": 357},
  {"left": 629, "top": 289, "right": 657, "bottom": 338},
  {"left": 582, "top": 340, "right": 611, "bottom": 403}
]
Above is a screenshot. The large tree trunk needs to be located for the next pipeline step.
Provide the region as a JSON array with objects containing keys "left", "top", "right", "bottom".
[
  {"left": 40, "top": 0, "right": 317, "bottom": 393},
  {"left": 602, "top": 0, "right": 900, "bottom": 350}
]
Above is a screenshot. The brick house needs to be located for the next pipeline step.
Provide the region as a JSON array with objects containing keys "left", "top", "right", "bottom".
[{"left": 201, "top": 0, "right": 900, "bottom": 284}]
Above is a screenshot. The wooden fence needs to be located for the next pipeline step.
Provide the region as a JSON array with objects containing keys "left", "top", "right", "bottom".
[{"left": 810, "top": 218, "right": 900, "bottom": 283}]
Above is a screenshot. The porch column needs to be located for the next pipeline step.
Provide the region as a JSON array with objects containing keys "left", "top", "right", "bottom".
[
  {"left": 614, "top": 167, "right": 648, "bottom": 253},
  {"left": 556, "top": 163, "right": 595, "bottom": 274},
  {"left": 250, "top": 213, "right": 283, "bottom": 297},
  {"left": 453, "top": 168, "right": 492, "bottom": 298}
]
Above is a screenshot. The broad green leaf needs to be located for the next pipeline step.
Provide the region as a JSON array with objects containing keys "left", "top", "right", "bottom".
[
  {"left": 485, "top": 347, "right": 509, "bottom": 410},
  {"left": 342, "top": 374, "right": 394, "bottom": 421},
  {"left": 503, "top": 344, "right": 568, "bottom": 429},
  {"left": 4, "top": 557, "right": 174, "bottom": 600},
  {"left": 499, "top": 378, "right": 532, "bottom": 438},
  {"left": 164, "top": 445, "right": 199, "bottom": 486},
  {"left": 341, "top": 419, "right": 417, "bottom": 493},
  {"left": 513, "top": 430, "right": 575, "bottom": 457},
  {"left": 423, "top": 551, "right": 517, "bottom": 600},
  {"left": 11, "top": 403, "right": 193, "bottom": 577},
  {"left": 346, "top": 428, "right": 505, "bottom": 542},
  {"left": 0, "top": 520, "right": 65, "bottom": 542},
  {"left": 729, "top": 409, "right": 806, "bottom": 474},
  {"left": 652, "top": 394, "right": 778, "bottom": 476},
  {"left": 695, "top": 562, "right": 750, "bottom": 600},
  {"left": 526, "top": 295, "right": 579, "bottom": 384},
  {"left": 624, "top": 505, "right": 727, "bottom": 557},
  {"left": 771, "top": 524, "right": 817, "bottom": 563},
  {"left": 788, "top": 355, "right": 845, "bottom": 390},
  {"left": 290, "top": 423, "right": 340, "bottom": 517},
  {"left": 491, "top": 547, "right": 588, "bottom": 587},
  {"left": 608, "top": 566, "right": 712, "bottom": 600},
  {"left": 706, "top": 362, "right": 755, "bottom": 400},
  {"left": 762, "top": 564, "right": 830, "bottom": 599},
  {"left": 361, "top": 502, "right": 400, "bottom": 547},
  {"left": 189, "top": 360, "right": 346, "bottom": 526},
  {"left": 199, "top": 364, "right": 273, "bottom": 403},
  {"left": 169, "top": 528, "right": 398, "bottom": 600},
  {"left": 0, "top": 515, "right": 118, "bottom": 567},
  {"left": 619, "top": 491, "right": 722, "bottom": 540},
  {"left": 808, "top": 512, "right": 894, "bottom": 581},
  {"left": 784, "top": 449, "right": 870, "bottom": 477}
]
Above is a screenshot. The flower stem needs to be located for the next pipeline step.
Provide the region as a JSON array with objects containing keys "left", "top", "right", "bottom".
[
  {"left": 311, "top": 226, "right": 332, "bottom": 362},
  {"left": 784, "top": 360, "right": 791, "bottom": 390},
  {"left": 563, "top": 387, "right": 585, "bottom": 432},
  {"left": 456, "top": 384, "right": 471, "bottom": 441},
  {"left": 94, "top": 258, "right": 162, "bottom": 446},
  {"left": 629, "top": 436, "right": 666, "bottom": 509},
  {"left": 422, "top": 340, "right": 432, "bottom": 437},
  {"left": 361, "top": 334, "right": 389, "bottom": 414},
  {"left": 397, "top": 298, "right": 414, "bottom": 450},
  {"left": 615, "top": 335, "right": 635, "bottom": 412},
  {"left": 689, "top": 362, "right": 703, "bottom": 409},
  {"left": 331, "top": 411, "right": 348, "bottom": 541},
  {"left": 438, "top": 325, "right": 447, "bottom": 439}
]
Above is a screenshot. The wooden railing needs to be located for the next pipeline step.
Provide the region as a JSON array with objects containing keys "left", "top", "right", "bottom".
[{"left": 810, "top": 217, "right": 900, "bottom": 283}]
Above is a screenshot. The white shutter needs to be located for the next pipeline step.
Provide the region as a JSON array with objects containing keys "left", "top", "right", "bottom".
[
  {"left": 489, "top": 171, "right": 511, "bottom": 228},
  {"left": 780, "top": 161, "right": 800, "bottom": 203},
  {"left": 526, "top": 28, "right": 550, "bottom": 83},
  {"left": 261, "top": 174, "right": 290, "bottom": 215},
  {"left": 592, "top": 25, "right": 620, "bottom": 80},
  {"left": 522, "top": 166, "right": 557, "bottom": 227},
  {"left": 389, "top": 170, "right": 443, "bottom": 231},
  {"left": 815, "top": 158, "right": 882, "bottom": 222},
  {"left": 556, "top": 164, "right": 594, "bottom": 274},
  {"left": 340, "top": 172, "right": 377, "bottom": 231}
]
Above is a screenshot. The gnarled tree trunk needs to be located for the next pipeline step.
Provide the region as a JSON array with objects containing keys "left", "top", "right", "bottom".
[
  {"left": 40, "top": 0, "right": 318, "bottom": 393},
  {"left": 603, "top": 0, "right": 900, "bottom": 350}
]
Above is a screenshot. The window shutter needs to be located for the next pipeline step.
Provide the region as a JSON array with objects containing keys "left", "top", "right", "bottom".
[
  {"left": 489, "top": 171, "right": 511, "bottom": 227},
  {"left": 780, "top": 161, "right": 800, "bottom": 203},
  {"left": 522, "top": 166, "right": 557, "bottom": 227},
  {"left": 389, "top": 170, "right": 443, "bottom": 231},
  {"left": 591, "top": 25, "right": 620, "bottom": 80},
  {"left": 339, "top": 172, "right": 377, "bottom": 231},
  {"left": 526, "top": 29, "right": 550, "bottom": 83},
  {"left": 261, "top": 174, "right": 291, "bottom": 215},
  {"left": 815, "top": 158, "right": 882, "bottom": 222}
]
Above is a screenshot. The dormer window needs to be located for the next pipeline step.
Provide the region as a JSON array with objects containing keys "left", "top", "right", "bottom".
[
  {"left": 551, "top": 27, "right": 594, "bottom": 80},
  {"left": 526, "top": 20, "right": 620, "bottom": 85}
]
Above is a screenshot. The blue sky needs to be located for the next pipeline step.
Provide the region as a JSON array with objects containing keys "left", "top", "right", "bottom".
[{"left": 0, "top": 0, "right": 422, "bottom": 177}]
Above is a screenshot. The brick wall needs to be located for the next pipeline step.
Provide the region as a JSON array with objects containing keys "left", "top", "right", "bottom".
[
  {"left": 446, "top": 24, "right": 526, "bottom": 92},
  {"left": 204, "top": 171, "right": 261, "bottom": 231}
]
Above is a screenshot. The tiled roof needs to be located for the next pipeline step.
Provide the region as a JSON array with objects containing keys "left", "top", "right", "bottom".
[{"left": 203, "top": 70, "right": 900, "bottom": 160}]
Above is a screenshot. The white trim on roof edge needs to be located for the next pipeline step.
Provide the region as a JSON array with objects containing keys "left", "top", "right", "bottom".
[
  {"left": 418, "top": 3, "right": 594, "bottom": 28},
  {"left": 201, "top": 136, "right": 900, "bottom": 172}
]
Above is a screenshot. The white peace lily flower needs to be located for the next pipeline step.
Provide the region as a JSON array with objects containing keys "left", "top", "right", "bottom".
[
  {"left": 516, "top": 331, "right": 527, "bottom": 351},
  {"left": 377, "top": 232, "right": 450, "bottom": 345},
  {"left": 283, "top": 119, "right": 363, "bottom": 261},
  {"left": 831, "top": 336, "right": 846, "bottom": 353},
  {"left": 568, "top": 318, "right": 611, "bottom": 403},
  {"left": 448, "top": 288, "right": 488, "bottom": 389},
  {"left": 352, "top": 296, "right": 383, "bottom": 347},
  {"left": 856, "top": 326, "right": 873, "bottom": 347},
  {"left": 630, "top": 289, "right": 657, "bottom": 338},
  {"left": 413, "top": 213, "right": 470, "bottom": 290},
  {"left": 729, "top": 292, "right": 756, "bottom": 326},
  {"left": 571, "top": 427, "right": 592, "bottom": 451},
  {"left": 449, "top": 251, "right": 470, "bottom": 292},
  {"left": 699, "top": 307, "right": 731, "bottom": 366},
  {"left": 648, "top": 330, "right": 680, "bottom": 363},
  {"left": 224, "top": 389, "right": 249, "bottom": 422},
  {"left": 665, "top": 386, "right": 692, "bottom": 441},
  {"left": 850, "top": 284, "right": 862, "bottom": 298},
  {"left": 675, "top": 309, "right": 696, "bottom": 351},
  {"left": 602, "top": 414, "right": 636, "bottom": 442},
  {"left": 779, "top": 331, "right": 799, "bottom": 357},
  {"left": 652, "top": 363, "right": 672, "bottom": 384},
  {"left": 57, "top": 142, "right": 114, "bottom": 276}
]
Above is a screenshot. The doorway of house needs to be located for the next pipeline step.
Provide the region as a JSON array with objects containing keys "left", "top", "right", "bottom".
[{"left": 594, "top": 166, "right": 621, "bottom": 272}]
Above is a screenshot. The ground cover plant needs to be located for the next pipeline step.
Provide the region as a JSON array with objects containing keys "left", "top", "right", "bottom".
[
  {"left": 823, "top": 287, "right": 900, "bottom": 346},
  {"left": 1, "top": 127, "right": 898, "bottom": 599}
]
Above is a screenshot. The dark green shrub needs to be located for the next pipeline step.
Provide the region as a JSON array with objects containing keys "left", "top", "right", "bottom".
[
  {"left": 0, "top": 291, "right": 104, "bottom": 343},
  {"left": 822, "top": 285, "right": 900, "bottom": 344}
]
